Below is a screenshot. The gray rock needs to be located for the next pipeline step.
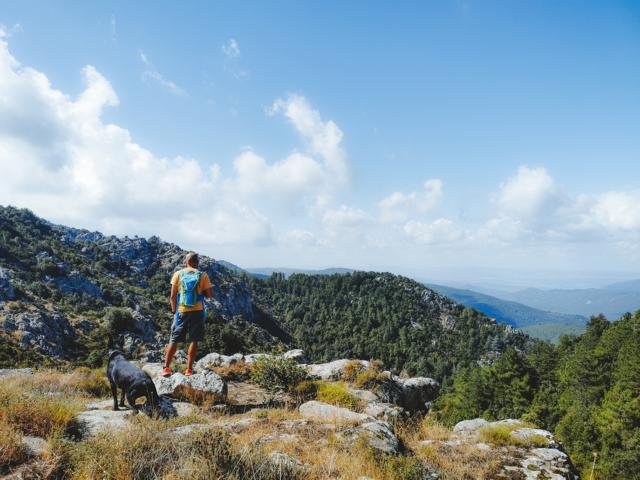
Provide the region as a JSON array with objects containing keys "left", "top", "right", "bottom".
[
  {"left": 153, "top": 369, "right": 227, "bottom": 403},
  {"left": 258, "top": 433, "right": 299, "bottom": 444},
  {"left": 22, "top": 436, "right": 47, "bottom": 457},
  {"left": 76, "top": 409, "right": 132, "bottom": 437},
  {"left": 85, "top": 399, "right": 114, "bottom": 410},
  {"left": 51, "top": 271, "right": 101, "bottom": 298},
  {"left": 453, "top": 418, "right": 489, "bottom": 433},
  {"left": 0, "top": 307, "right": 76, "bottom": 358},
  {"left": 0, "top": 368, "right": 33, "bottom": 379},
  {"left": 194, "top": 352, "right": 243, "bottom": 370},
  {"left": 394, "top": 376, "right": 439, "bottom": 411},
  {"left": 299, "top": 400, "right": 372, "bottom": 424},
  {"left": 512, "top": 427, "right": 558, "bottom": 448},
  {"left": 244, "top": 353, "right": 271, "bottom": 364},
  {"left": 282, "top": 349, "right": 308, "bottom": 363},
  {"left": 348, "top": 388, "right": 379, "bottom": 403},
  {"left": 0, "top": 267, "right": 16, "bottom": 301},
  {"left": 269, "top": 452, "right": 305, "bottom": 470},
  {"left": 364, "top": 402, "right": 405, "bottom": 422},
  {"left": 340, "top": 421, "right": 400, "bottom": 454},
  {"left": 305, "top": 359, "right": 369, "bottom": 381}
]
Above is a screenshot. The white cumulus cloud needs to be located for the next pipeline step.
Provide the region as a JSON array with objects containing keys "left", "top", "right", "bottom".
[
  {"left": 0, "top": 36, "right": 269, "bottom": 246},
  {"left": 379, "top": 179, "right": 443, "bottom": 223}
]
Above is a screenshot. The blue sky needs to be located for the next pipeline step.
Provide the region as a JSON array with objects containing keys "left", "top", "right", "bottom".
[{"left": 1, "top": 1, "right": 639, "bottom": 286}]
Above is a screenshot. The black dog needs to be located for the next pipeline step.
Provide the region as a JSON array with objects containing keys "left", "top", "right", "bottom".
[{"left": 107, "top": 350, "right": 160, "bottom": 416}]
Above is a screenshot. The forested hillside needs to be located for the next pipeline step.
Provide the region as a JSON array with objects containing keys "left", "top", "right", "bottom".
[
  {"left": 432, "top": 312, "right": 640, "bottom": 478},
  {"left": 245, "top": 272, "right": 530, "bottom": 383}
]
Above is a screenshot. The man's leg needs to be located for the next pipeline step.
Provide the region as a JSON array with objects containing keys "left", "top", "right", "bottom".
[
  {"left": 164, "top": 342, "right": 178, "bottom": 369},
  {"left": 187, "top": 341, "right": 198, "bottom": 371}
]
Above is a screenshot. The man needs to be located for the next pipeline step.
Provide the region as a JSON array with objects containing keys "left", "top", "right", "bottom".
[{"left": 162, "top": 251, "right": 213, "bottom": 377}]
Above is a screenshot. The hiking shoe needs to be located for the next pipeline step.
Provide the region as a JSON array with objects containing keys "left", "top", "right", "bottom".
[
  {"left": 161, "top": 367, "right": 172, "bottom": 377},
  {"left": 184, "top": 368, "right": 193, "bottom": 377}
]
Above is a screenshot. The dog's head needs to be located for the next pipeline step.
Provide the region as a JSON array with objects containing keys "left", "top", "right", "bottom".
[{"left": 107, "top": 349, "right": 125, "bottom": 362}]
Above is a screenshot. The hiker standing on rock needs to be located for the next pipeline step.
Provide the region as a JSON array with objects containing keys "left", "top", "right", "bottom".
[{"left": 162, "top": 252, "right": 213, "bottom": 377}]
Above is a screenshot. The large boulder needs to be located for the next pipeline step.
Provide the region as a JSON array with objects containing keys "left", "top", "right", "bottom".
[
  {"left": 282, "top": 349, "right": 308, "bottom": 364},
  {"left": 195, "top": 352, "right": 243, "bottom": 370},
  {"left": 299, "top": 401, "right": 372, "bottom": 425},
  {"left": 305, "top": 359, "right": 369, "bottom": 381},
  {"left": 154, "top": 369, "right": 227, "bottom": 403},
  {"left": 339, "top": 421, "right": 401, "bottom": 454},
  {"left": 377, "top": 376, "right": 439, "bottom": 411},
  {"left": 364, "top": 402, "right": 406, "bottom": 422},
  {"left": 453, "top": 418, "right": 489, "bottom": 434}
]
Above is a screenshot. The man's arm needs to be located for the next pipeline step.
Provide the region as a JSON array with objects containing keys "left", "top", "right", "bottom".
[
  {"left": 170, "top": 284, "right": 179, "bottom": 313},
  {"left": 203, "top": 287, "right": 213, "bottom": 299}
]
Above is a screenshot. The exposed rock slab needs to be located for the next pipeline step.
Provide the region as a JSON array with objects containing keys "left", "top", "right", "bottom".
[
  {"left": 75, "top": 409, "right": 132, "bottom": 437},
  {"left": 339, "top": 420, "right": 400, "bottom": 454},
  {"left": 305, "top": 359, "right": 369, "bottom": 381},
  {"left": 299, "top": 400, "right": 372, "bottom": 424}
]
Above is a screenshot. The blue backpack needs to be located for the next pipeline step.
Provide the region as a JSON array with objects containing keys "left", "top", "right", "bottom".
[{"left": 177, "top": 269, "right": 202, "bottom": 308}]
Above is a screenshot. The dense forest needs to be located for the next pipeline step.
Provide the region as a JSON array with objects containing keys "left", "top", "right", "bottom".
[
  {"left": 245, "top": 272, "right": 530, "bottom": 383},
  {"left": 432, "top": 312, "right": 640, "bottom": 478}
]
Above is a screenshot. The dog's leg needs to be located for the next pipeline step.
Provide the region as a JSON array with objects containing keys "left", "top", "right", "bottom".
[
  {"left": 126, "top": 393, "right": 139, "bottom": 413},
  {"left": 119, "top": 389, "right": 126, "bottom": 408},
  {"left": 110, "top": 381, "right": 119, "bottom": 411}
]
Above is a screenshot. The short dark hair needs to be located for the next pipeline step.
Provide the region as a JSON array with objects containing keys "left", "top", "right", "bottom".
[{"left": 185, "top": 251, "right": 199, "bottom": 267}]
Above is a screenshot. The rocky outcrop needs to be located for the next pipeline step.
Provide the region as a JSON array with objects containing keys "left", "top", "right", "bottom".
[
  {"left": 0, "top": 266, "right": 16, "bottom": 301},
  {"left": 50, "top": 271, "right": 101, "bottom": 298},
  {"left": 75, "top": 409, "right": 132, "bottom": 438},
  {"left": 0, "top": 307, "right": 76, "bottom": 358}
]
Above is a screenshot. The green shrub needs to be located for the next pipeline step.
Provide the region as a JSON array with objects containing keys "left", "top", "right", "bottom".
[
  {"left": 104, "top": 307, "right": 135, "bottom": 333},
  {"left": 292, "top": 379, "right": 319, "bottom": 400},
  {"left": 342, "top": 360, "right": 366, "bottom": 382},
  {"left": 249, "top": 356, "right": 308, "bottom": 393},
  {"left": 316, "top": 381, "right": 362, "bottom": 410}
]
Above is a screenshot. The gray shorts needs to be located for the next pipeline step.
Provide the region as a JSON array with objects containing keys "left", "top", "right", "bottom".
[{"left": 170, "top": 310, "right": 205, "bottom": 344}]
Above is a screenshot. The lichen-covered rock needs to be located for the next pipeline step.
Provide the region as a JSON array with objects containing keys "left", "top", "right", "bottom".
[
  {"left": 22, "top": 436, "right": 47, "bottom": 457},
  {"left": 154, "top": 369, "right": 227, "bottom": 403},
  {"left": 453, "top": 418, "right": 489, "bottom": 433},
  {"left": 299, "top": 400, "right": 372, "bottom": 424},
  {"left": 339, "top": 420, "right": 401, "bottom": 454},
  {"left": 364, "top": 402, "right": 405, "bottom": 422},
  {"left": 305, "top": 359, "right": 369, "bottom": 381},
  {"left": 376, "top": 375, "right": 439, "bottom": 411},
  {"left": 195, "top": 352, "right": 243, "bottom": 370},
  {"left": 348, "top": 388, "right": 379, "bottom": 403},
  {"left": 512, "top": 427, "right": 558, "bottom": 448},
  {"left": 282, "top": 349, "right": 308, "bottom": 363}
]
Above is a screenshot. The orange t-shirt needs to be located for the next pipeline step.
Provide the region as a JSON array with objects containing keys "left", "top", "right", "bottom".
[{"left": 171, "top": 268, "right": 213, "bottom": 313}]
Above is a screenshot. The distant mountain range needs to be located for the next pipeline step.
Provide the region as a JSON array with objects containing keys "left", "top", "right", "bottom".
[
  {"left": 498, "top": 285, "right": 640, "bottom": 320},
  {"left": 425, "top": 284, "right": 588, "bottom": 342},
  {"left": 247, "top": 267, "right": 356, "bottom": 278}
]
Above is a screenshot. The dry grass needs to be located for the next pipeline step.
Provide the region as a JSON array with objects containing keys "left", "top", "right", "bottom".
[
  {"left": 417, "top": 442, "right": 502, "bottom": 480},
  {"left": 0, "top": 420, "right": 26, "bottom": 472},
  {"left": 0, "top": 368, "right": 109, "bottom": 398},
  {"left": 63, "top": 421, "right": 306, "bottom": 480},
  {"left": 478, "top": 421, "right": 547, "bottom": 448},
  {"left": 211, "top": 360, "right": 253, "bottom": 381},
  {"left": 0, "top": 381, "right": 82, "bottom": 437}
]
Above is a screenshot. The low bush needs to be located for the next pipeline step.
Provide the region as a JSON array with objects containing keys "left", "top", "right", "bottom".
[
  {"left": 316, "top": 382, "right": 362, "bottom": 410},
  {"left": 342, "top": 360, "right": 366, "bottom": 382},
  {"left": 0, "top": 421, "right": 26, "bottom": 472},
  {"left": 292, "top": 379, "right": 319, "bottom": 401},
  {"left": 250, "top": 356, "right": 308, "bottom": 393}
]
